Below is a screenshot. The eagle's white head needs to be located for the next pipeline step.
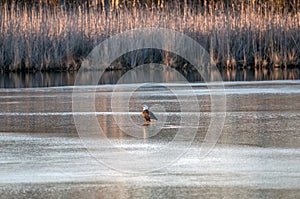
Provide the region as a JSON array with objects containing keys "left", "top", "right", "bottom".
[{"left": 142, "top": 105, "right": 149, "bottom": 111}]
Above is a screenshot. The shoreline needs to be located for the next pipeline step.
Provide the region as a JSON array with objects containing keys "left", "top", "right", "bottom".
[{"left": 0, "top": 62, "right": 299, "bottom": 74}]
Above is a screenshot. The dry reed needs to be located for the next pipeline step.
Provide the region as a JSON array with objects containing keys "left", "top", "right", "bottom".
[{"left": 0, "top": 1, "right": 299, "bottom": 72}]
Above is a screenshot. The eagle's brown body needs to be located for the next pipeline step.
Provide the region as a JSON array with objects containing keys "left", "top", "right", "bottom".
[
  {"left": 142, "top": 109, "right": 151, "bottom": 122},
  {"left": 142, "top": 105, "right": 157, "bottom": 122}
]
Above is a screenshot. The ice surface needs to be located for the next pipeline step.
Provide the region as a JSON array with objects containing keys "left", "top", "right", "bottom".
[{"left": 0, "top": 80, "right": 300, "bottom": 198}]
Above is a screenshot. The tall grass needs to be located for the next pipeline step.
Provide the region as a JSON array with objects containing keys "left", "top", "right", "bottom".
[{"left": 0, "top": 0, "right": 299, "bottom": 72}]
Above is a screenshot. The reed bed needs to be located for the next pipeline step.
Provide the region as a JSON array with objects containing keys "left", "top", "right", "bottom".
[{"left": 0, "top": 1, "right": 299, "bottom": 72}]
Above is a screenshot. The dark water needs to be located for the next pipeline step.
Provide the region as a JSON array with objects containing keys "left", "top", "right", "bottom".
[
  {"left": 1, "top": 67, "right": 299, "bottom": 88},
  {"left": 0, "top": 81, "right": 300, "bottom": 198}
]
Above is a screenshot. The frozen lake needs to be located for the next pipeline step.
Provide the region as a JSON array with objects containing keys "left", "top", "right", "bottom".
[{"left": 0, "top": 81, "right": 300, "bottom": 198}]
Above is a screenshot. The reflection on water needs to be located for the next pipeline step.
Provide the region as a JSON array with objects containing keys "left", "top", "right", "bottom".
[
  {"left": 0, "top": 67, "right": 300, "bottom": 88},
  {"left": 0, "top": 71, "right": 78, "bottom": 88},
  {"left": 221, "top": 67, "right": 300, "bottom": 81}
]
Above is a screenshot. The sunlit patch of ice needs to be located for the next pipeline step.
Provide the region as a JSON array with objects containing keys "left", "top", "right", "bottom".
[
  {"left": 0, "top": 101, "right": 20, "bottom": 104},
  {"left": 0, "top": 112, "right": 206, "bottom": 116},
  {"left": 0, "top": 132, "right": 299, "bottom": 189}
]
